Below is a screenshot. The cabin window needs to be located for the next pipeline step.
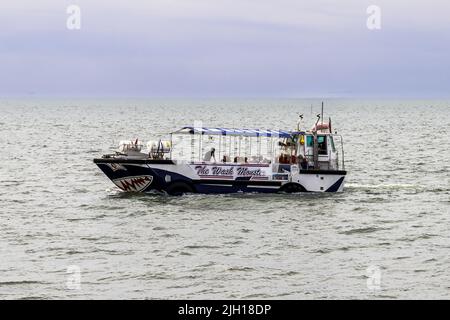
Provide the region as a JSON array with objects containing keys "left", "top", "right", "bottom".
[
  {"left": 318, "top": 136, "right": 327, "bottom": 155},
  {"left": 306, "top": 135, "right": 327, "bottom": 155}
]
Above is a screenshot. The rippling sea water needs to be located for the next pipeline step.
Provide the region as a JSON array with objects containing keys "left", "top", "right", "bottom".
[{"left": 0, "top": 98, "right": 449, "bottom": 299}]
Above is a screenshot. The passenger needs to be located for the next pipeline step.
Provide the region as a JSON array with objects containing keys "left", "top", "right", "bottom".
[
  {"left": 203, "top": 147, "right": 216, "bottom": 162},
  {"left": 298, "top": 155, "right": 308, "bottom": 169}
]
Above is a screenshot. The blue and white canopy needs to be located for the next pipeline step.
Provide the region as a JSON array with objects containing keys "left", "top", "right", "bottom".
[{"left": 175, "top": 127, "right": 303, "bottom": 138}]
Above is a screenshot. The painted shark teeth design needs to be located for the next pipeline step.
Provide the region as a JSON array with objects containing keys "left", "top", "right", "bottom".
[{"left": 112, "top": 175, "right": 153, "bottom": 192}]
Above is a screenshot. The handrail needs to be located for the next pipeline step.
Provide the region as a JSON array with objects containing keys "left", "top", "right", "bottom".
[{"left": 335, "top": 134, "right": 345, "bottom": 170}]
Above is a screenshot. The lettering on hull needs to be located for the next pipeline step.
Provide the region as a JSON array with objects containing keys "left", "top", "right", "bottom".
[{"left": 193, "top": 164, "right": 271, "bottom": 179}]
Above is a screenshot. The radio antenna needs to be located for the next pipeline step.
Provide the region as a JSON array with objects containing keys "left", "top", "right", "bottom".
[{"left": 321, "top": 101, "right": 324, "bottom": 125}]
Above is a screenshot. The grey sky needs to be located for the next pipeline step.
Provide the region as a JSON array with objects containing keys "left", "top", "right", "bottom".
[{"left": 1, "top": 0, "right": 449, "bottom": 97}]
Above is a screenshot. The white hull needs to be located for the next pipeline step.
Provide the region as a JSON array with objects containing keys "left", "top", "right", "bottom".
[{"left": 94, "top": 159, "right": 346, "bottom": 194}]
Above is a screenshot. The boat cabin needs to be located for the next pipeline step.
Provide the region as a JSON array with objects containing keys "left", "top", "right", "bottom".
[{"left": 149, "top": 126, "right": 345, "bottom": 171}]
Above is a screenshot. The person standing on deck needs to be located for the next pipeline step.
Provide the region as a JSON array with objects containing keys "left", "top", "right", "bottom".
[{"left": 203, "top": 147, "right": 216, "bottom": 162}]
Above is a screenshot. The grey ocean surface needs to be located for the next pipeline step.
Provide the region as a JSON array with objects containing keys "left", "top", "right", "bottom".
[{"left": 0, "top": 99, "right": 449, "bottom": 299}]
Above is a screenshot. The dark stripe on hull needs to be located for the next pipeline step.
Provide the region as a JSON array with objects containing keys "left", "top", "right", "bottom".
[
  {"left": 94, "top": 158, "right": 174, "bottom": 164},
  {"left": 300, "top": 169, "right": 347, "bottom": 175},
  {"left": 194, "top": 184, "right": 280, "bottom": 194},
  {"left": 325, "top": 176, "right": 345, "bottom": 192},
  {"left": 192, "top": 179, "right": 282, "bottom": 187}
]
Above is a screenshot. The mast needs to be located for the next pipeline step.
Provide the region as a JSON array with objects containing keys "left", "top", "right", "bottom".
[{"left": 321, "top": 101, "right": 324, "bottom": 126}]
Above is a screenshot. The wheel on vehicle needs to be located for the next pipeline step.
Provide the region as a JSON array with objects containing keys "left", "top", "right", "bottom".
[
  {"left": 279, "top": 183, "right": 307, "bottom": 193},
  {"left": 166, "top": 181, "right": 195, "bottom": 196}
]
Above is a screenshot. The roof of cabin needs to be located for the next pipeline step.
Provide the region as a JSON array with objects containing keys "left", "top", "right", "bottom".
[{"left": 174, "top": 127, "right": 305, "bottom": 138}]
